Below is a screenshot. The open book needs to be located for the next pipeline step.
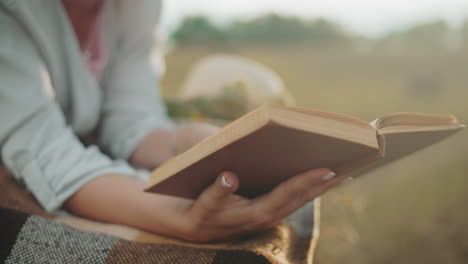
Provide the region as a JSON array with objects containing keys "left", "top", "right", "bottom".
[{"left": 146, "top": 105, "right": 464, "bottom": 199}]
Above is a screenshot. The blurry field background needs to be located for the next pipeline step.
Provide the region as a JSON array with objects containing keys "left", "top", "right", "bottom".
[{"left": 161, "top": 15, "right": 468, "bottom": 263}]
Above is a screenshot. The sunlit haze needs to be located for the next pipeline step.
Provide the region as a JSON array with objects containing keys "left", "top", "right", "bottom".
[{"left": 162, "top": 0, "right": 468, "bottom": 36}]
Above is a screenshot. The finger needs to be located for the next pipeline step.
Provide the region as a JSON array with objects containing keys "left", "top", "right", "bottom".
[
  {"left": 255, "top": 168, "right": 333, "bottom": 206},
  {"left": 320, "top": 173, "right": 350, "bottom": 190},
  {"left": 247, "top": 168, "right": 333, "bottom": 226},
  {"left": 191, "top": 171, "right": 239, "bottom": 215},
  {"left": 275, "top": 173, "right": 349, "bottom": 219},
  {"left": 220, "top": 171, "right": 348, "bottom": 234}
]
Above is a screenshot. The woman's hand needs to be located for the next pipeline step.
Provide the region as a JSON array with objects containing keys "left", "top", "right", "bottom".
[
  {"left": 66, "top": 168, "right": 348, "bottom": 243},
  {"left": 129, "top": 122, "right": 219, "bottom": 169},
  {"left": 174, "top": 123, "right": 219, "bottom": 154},
  {"left": 170, "top": 168, "right": 348, "bottom": 242}
]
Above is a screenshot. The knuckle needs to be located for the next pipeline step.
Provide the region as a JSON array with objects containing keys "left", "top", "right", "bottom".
[
  {"left": 282, "top": 184, "right": 302, "bottom": 200},
  {"left": 253, "top": 210, "right": 276, "bottom": 226},
  {"left": 298, "top": 190, "right": 313, "bottom": 203},
  {"left": 197, "top": 197, "right": 221, "bottom": 214},
  {"left": 306, "top": 189, "right": 321, "bottom": 200},
  {"left": 287, "top": 185, "right": 310, "bottom": 203}
]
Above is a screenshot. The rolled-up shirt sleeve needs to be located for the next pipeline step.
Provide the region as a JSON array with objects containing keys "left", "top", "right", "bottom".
[
  {"left": 98, "top": 0, "right": 174, "bottom": 160},
  {"left": 0, "top": 12, "right": 135, "bottom": 212}
]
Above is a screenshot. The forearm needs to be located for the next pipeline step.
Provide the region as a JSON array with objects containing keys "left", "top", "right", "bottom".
[
  {"left": 65, "top": 173, "right": 193, "bottom": 239},
  {"left": 64, "top": 168, "right": 348, "bottom": 242}
]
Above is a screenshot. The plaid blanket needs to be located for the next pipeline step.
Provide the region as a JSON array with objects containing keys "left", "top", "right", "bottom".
[{"left": 0, "top": 168, "right": 320, "bottom": 264}]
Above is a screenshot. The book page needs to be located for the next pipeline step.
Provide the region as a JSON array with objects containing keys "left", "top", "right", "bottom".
[
  {"left": 350, "top": 126, "right": 463, "bottom": 177},
  {"left": 372, "top": 112, "right": 460, "bottom": 130}
]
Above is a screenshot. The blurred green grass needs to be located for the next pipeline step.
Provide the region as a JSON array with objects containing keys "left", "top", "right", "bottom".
[{"left": 162, "top": 45, "right": 468, "bottom": 263}]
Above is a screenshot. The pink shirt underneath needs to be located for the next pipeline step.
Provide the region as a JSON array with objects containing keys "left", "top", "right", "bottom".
[{"left": 83, "top": 13, "right": 107, "bottom": 80}]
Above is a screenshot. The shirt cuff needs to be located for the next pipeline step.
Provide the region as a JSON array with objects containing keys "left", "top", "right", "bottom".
[{"left": 20, "top": 155, "right": 135, "bottom": 212}]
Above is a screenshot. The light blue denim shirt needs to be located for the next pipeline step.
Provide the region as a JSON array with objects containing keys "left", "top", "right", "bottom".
[{"left": 0, "top": 0, "right": 172, "bottom": 212}]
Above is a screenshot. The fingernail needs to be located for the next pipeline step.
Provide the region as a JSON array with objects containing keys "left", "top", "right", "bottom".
[
  {"left": 321, "top": 171, "right": 336, "bottom": 181},
  {"left": 221, "top": 174, "right": 232, "bottom": 188},
  {"left": 341, "top": 177, "right": 353, "bottom": 184}
]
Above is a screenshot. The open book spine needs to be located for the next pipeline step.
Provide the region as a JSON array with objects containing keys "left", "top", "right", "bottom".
[{"left": 334, "top": 132, "right": 385, "bottom": 175}]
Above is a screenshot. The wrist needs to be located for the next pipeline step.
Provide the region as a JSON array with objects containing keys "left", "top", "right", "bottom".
[{"left": 136, "top": 192, "right": 196, "bottom": 240}]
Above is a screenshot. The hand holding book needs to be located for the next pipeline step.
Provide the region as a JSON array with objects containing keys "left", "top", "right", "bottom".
[
  {"left": 165, "top": 168, "right": 347, "bottom": 242},
  {"left": 66, "top": 168, "right": 346, "bottom": 242}
]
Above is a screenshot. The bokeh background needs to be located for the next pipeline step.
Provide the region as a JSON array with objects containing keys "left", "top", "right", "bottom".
[{"left": 158, "top": 1, "right": 468, "bottom": 263}]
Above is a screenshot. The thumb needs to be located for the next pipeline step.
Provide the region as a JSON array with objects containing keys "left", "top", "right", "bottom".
[{"left": 194, "top": 171, "right": 239, "bottom": 212}]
